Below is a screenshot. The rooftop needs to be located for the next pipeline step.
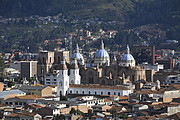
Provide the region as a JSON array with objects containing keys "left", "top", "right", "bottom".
[
  {"left": 69, "top": 84, "right": 130, "bottom": 90},
  {"left": 0, "top": 90, "right": 26, "bottom": 99},
  {"left": 16, "top": 95, "right": 42, "bottom": 100}
]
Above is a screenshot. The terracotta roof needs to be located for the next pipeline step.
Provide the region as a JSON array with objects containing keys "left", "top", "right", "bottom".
[
  {"left": 109, "top": 95, "right": 119, "bottom": 97},
  {"left": 69, "top": 84, "right": 130, "bottom": 90},
  {"left": 118, "top": 101, "right": 129, "bottom": 104},
  {"left": 7, "top": 112, "right": 37, "bottom": 117},
  {"left": 16, "top": 95, "right": 42, "bottom": 100},
  {"left": 167, "top": 112, "right": 180, "bottom": 120},
  {"left": 119, "top": 96, "right": 128, "bottom": 100},
  {"left": 104, "top": 99, "right": 112, "bottom": 102},
  {"left": 149, "top": 103, "right": 180, "bottom": 108}
]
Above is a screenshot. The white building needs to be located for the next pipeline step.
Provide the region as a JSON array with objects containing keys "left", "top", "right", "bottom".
[
  {"left": 68, "top": 84, "right": 131, "bottom": 96},
  {"left": 141, "top": 62, "right": 164, "bottom": 72},
  {"left": 44, "top": 58, "right": 131, "bottom": 97},
  {"left": 165, "top": 74, "right": 180, "bottom": 84}
]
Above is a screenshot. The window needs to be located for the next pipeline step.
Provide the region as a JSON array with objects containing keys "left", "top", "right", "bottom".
[
  {"left": 76, "top": 91, "right": 78, "bottom": 94},
  {"left": 70, "top": 90, "right": 72, "bottom": 93},
  {"left": 59, "top": 81, "right": 62, "bottom": 86},
  {"left": 118, "top": 92, "right": 121, "bottom": 96},
  {"left": 43, "top": 57, "right": 46, "bottom": 64},
  {"left": 101, "top": 92, "right": 103, "bottom": 95},
  {"left": 95, "top": 91, "right": 97, "bottom": 95},
  {"left": 54, "top": 79, "right": 56, "bottom": 81},
  {"left": 50, "top": 57, "right": 52, "bottom": 63},
  {"left": 58, "top": 56, "right": 60, "bottom": 63},
  {"left": 46, "top": 79, "right": 50, "bottom": 81},
  {"left": 46, "top": 82, "right": 50, "bottom": 84},
  {"left": 89, "top": 77, "right": 93, "bottom": 83},
  {"left": 114, "top": 92, "right": 116, "bottom": 95},
  {"left": 59, "top": 91, "right": 62, "bottom": 95},
  {"left": 108, "top": 92, "right": 111, "bottom": 95},
  {"left": 89, "top": 91, "right": 91, "bottom": 94},
  {"left": 82, "top": 91, "right": 84, "bottom": 94}
]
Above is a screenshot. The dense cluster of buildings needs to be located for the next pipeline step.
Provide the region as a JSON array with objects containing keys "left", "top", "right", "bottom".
[{"left": 0, "top": 40, "right": 180, "bottom": 119}]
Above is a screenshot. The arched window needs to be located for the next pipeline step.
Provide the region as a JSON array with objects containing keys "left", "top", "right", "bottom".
[
  {"left": 76, "top": 91, "right": 78, "bottom": 94},
  {"left": 114, "top": 92, "right": 116, "bottom": 95},
  {"left": 89, "top": 91, "right": 91, "bottom": 94},
  {"left": 70, "top": 90, "right": 72, "bottom": 93},
  {"left": 42, "top": 57, "right": 46, "bottom": 64},
  {"left": 58, "top": 56, "right": 60, "bottom": 63},
  {"left": 82, "top": 91, "right": 84, "bottom": 94},
  {"left": 101, "top": 92, "right": 103, "bottom": 95},
  {"left": 71, "top": 80, "right": 74, "bottom": 84},
  {"left": 89, "top": 77, "right": 93, "bottom": 83},
  {"left": 59, "top": 91, "right": 62, "bottom": 95},
  {"left": 95, "top": 91, "right": 97, "bottom": 95},
  {"left": 50, "top": 57, "right": 51, "bottom": 63},
  {"left": 59, "top": 81, "right": 62, "bottom": 86},
  {"left": 108, "top": 92, "right": 111, "bottom": 95},
  {"left": 118, "top": 92, "right": 121, "bottom": 96},
  {"left": 102, "top": 80, "right": 105, "bottom": 85}
]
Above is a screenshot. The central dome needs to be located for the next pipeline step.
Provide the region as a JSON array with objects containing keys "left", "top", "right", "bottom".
[
  {"left": 121, "top": 54, "right": 135, "bottom": 61},
  {"left": 95, "top": 49, "right": 109, "bottom": 58},
  {"left": 119, "top": 45, "right": 135, "bottom": 67},
  {"left": 94, "top": 40, "right": 110, "bottom": 66},
  {"left": 71, "top": 52, "right": 84, "bottom": 59}
]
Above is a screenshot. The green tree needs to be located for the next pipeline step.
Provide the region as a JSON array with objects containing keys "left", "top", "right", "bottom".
[{"left": 53, "top": 114, "right": 65, "bottom": 120}]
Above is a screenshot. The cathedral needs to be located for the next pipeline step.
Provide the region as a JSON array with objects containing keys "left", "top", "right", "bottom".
[
  {"left": 79, "top": 41, "right": 146, "bottom": 86},
  {"left": 38, "top": 40, "right": 146, "bottom": 96}
]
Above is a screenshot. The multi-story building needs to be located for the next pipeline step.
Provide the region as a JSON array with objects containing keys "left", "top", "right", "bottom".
[
  {"left": 37, "top": 50, "right": 70, "bottom": 81},
  {"left": 165, "top": 74, "right": 180, "bottom": 84},
  {"left": 21, "top": 61, "right": 37, "bottom": 80}
]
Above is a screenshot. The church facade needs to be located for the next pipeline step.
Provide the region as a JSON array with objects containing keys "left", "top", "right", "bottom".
[{"left": 39, "top": 41, "right": 146, "bottom": 96}]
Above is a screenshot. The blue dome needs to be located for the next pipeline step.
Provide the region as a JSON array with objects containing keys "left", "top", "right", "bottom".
[
  {"left": 121, "top": 54, "right": 135, "bottom": 61},
  {"left": 95, "top": 49, "right": 109, "bottom": 58},
  {"left": 71, "top": 52, "right": 84, "bottom": 59}
]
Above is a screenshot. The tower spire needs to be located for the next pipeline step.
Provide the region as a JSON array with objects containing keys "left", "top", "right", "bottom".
[
  {"left": 60, "top": 57, "right": 68, "bottom": 70},
  {"left": 76, "top": 44, "right": 79, "bottom": 53},
  {"left": 101, "top": 40, "right": 104, "bottom": 49},
  {"left": 127, "top": 45, "right": 130, "bottom": 54}
]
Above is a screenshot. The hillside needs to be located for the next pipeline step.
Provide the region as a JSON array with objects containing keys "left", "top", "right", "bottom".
[
  {"left": 0, "top": 0, "right": 179, "bottom": 52},
  {"left": 0, "top": 0, "right": 179, "bottom": 26}
]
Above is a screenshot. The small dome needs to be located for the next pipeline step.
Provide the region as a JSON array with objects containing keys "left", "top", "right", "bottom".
[
  {"left": 95, "top": 49, "right": 109, "bottom": 58},
  {"left": 121, "top": 45, "right": 135, "bottom": 61},
  {"left": 71, "top": 44, "right": 84, "bottom": 60},
  {"left": 71, "top": 52, "right": 84, "bottom": 60},
  {"left": 121, "top": 54, "right": 135, "bottom": 61}
]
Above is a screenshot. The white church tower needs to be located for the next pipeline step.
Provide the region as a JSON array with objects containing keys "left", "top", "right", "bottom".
[
  {"left": 69, "top": 59, "right": 81, "bottom": 84},
  {"left": 57, "top": 58, "right": 69, "bottom": 96}
]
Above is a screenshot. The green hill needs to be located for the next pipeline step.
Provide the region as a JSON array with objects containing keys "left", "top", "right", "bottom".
[
  {"left": 0, "top": 0, "right": 179, "bottom": 26},
  {"left": 0, "top": 0, "right": 179, "bottom": 52}
]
